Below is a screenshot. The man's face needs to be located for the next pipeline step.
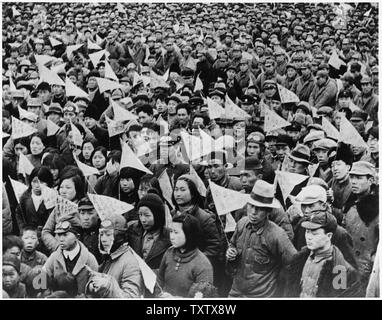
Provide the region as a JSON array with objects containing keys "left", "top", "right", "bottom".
[
  {"left": 138, "top": 111, "right": 152, "bottom": 124},
  {"left": 2, "top": 117, "right": 11, "bottom": 131},
  {"left": 241, "top": 103, "right": 254, "bottom": 114},
  {"left": 264, "top": 86, "right": 276, "bottom": 98},
  {"left": 264, "top": 63, "right": 274, "bottom": 74},
  {"left": 305, "top": 228, "right": 331, "bottom": 251},
  {"left": 22, "top": 230, "right": 39, "bottom": 253},
  {"left": 227, "top": 69, "right": 236, "bottom": 80},
  {"left": 350, "top": 118, "right": 365, "bottom": 134},
  {"left": 315, "top": 149, "right": 329, "bottom": 164},
  {"left": 288, "top": 158, "right": 307, "bottom": 174},
  {"left": 64, "top": 111, "right": 77, "bottom": 124},
  {"left": 99, "top": 228, "right": 114, "bottom": 253},
  {"left": 286, "top": 68, "right": 297, "bottom": 79},
  {"left": 207, "top": 159, "right": 226, "bottom": 182},
  {"left": 177, "top": 108, "right": 189, "bottom": 124},
  {"left": 240, "top": 171, "right": 259, "bottom": 193},
  {"left": 331, "top": 160, "right": 349, "bottom": 181},
  {"left": 246, "top": 204, "right": 268, "bottom": 226},
  {"left": 338, "top": 97, "right": 350, "bottom": 109},
  {"left": 246, "top": 141, "right": 261, "bottom": 158},
  {"left": 361, "top": 82, "right": 373, "bottom": 95},
  {"left": 79, "top": 209, "right": 99, "bottom": 229},
  {"left": 367, "top": 135, "right": 378, "bottom": 154},
  {"left": 5, "top": 246, "right": 21, "bottom": 260},
  {"left": 84, "top": 117, "right": 97, "bottom": 129},
  {"left": 57, "top": 232, "right": 77, "bottom": 251},
  {"left": 52, "top": 85, "right": 64, "bottom": 96},
  {"left": 317, "top": 75, "right": 326, "bottom": 86},
  {"left": 350, "top": 174, "right": 372, "bottom": 195},
  {"left": 276, "top": 144, "right": 290, "bottom": 161},
  {"left": 38, "top": 89, "right": 50, "bottom": 103}
]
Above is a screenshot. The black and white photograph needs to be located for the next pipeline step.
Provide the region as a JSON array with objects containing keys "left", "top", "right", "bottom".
[{"left": 1, "top": 1, "right": 380, "bottom": 301}]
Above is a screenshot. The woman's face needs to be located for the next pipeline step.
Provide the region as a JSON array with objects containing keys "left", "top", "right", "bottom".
[
  {"left": 367, "top": 135, "right": 378, "bottom": 154},
  {"left": 246, "top": 141, "right": 261, "bottom": 158},
  {"left": 30, "top": 136, "right": 45, "bottom": 155},
  {"left": 59, "top": 178, "right": 77, "bottom": 201},
  {"left": 50, "top": 169, "right": 59, "bottom": 181},
  {"left": 169, "top": 221, "right": 186, "bottom": 248},
  {"left": 92, "top": 151, "right": 106, "bottom": 169},
  {"left": 138, "top": 206, "right": 155, "bottom": 231},
  {"left": 99, "top": 228, "right": 114, "bottom": 253},
  {"left": 82, "top": 142, "right": 94, "bottom": 160},
  {"left": 120, "top": 178, "right": 135, "bottom": 193},
  {"left": 31, "top": 176, "right": 47, "bottom": 196},
  {"left": 156, "top": 99, "right": 167, "bottom": 114},
  {"left": 138, "top": 182, "right": 151, "bottom": 199},
  {"left": 174, "top": 180, "right": 192, "bottom": 206}
]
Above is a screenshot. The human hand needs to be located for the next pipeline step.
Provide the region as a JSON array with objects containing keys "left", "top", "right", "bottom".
[{"left": 226, "top": 247, "right": 238, "bottom": 261}]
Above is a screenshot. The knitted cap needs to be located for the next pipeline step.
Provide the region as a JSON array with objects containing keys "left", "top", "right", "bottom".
[{"left": 137, "top": 193, "right": 166, "bottom": 230}]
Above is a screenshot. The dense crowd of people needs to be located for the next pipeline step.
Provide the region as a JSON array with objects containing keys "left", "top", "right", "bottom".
[{"left": 2, "top": 2, "right": 379, "bottom": 298}]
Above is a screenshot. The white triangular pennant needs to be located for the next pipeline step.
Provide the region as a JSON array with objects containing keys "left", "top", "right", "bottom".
[
  {"left": 264, "top": 106, "right": 291, "bottom": 132},
  {"left": 70, "top": 121, "right": 83, "bottom": 146},
  {"left": 18, "top": 106, "right": 38, "bottom": 122},
  {"left": 49, "top": 37, "right": 62, "bottom": 47},
  {"left": 322, "top": 116, "right": 340, "bottom": 141},
  {"left": 66, "top": 44, "right": 83, "bottom": 59},
  {"left": 74, "top": 155, "right": 99, "bottom": 176},
  {"left": 9, "top": 76, "right": 17, "bottom": 91},
  {"left": 225, "top": 95, "right": 251, "bottom": 119},
  {"left": 11, "top": 116, "right": 37, "bottom": 139},
  {"left": 131, "top": 249, "right": 156, "bottom": 294},
  {"left": 339, "top": 115, "right": 368, "bottom": 148},
  {"left": 104, "top": 60, "right": 119, "bottom": 81},
  {"left": 18, "top": 153, "right": 35, "bottom": 176},
  {"left": 194, "top": 75, "right": 204, "bottom": 92},
  {"left": 12, "top": 6, "right": 21, "bottom": 16},
  {"left": 87, "top": 38, "right": 102, "bottom": 51},
  {"left": 65, "top": 77, "right": 89, "bottom": 99},
  {"left": 89, "top": 49, "right": 110, "bottom": 68},
  {"left": 277, "top": 84, "right": 300, "bottom": 103},
  {"left": 158, "top": 169, "right": 174, "bottom": 209},
  {"left": 38, "top": 64, "right": 65, "bottom": 86},
  {"left": 206, "top": 97, "right": 225, "bottom": 119},
  {"left": 88, "top": 193, "right": 134, "bottom": 221},
  {"left": 46, "top": 119, "right": 60, "bottom": 136},
  {"left": 9, "top": 178, "right": 28, "bottom": 203},
  {"left": 111, "top": 99, "right": 138, "bottom": 122},
  {"left": 116, "top": 2, "right": 126, "bottom": 14},
  {"left": 328, "top": 50, "right": 346, "bottom": 70},
  {"left": 189, "top": 165, "right": 207, "bottom": 197},
  {"left": 275, "top": 171, "right": 309, "bottom": 202},
  {"left": 120, "top": 142, "right": 153, "bottom": 174},
  {"left": 105, "top": 116, "right": 126, "bottom": 137},
  {"left": 96, "top": 34, "right": 104, "bottom": 46},
  {"left": 96, "top": 77, "right": 124, "bottom": 93},
  {"left": 209, "top": 180, "right": 249, "bottom": 215},
  {"left": 224, "top": 213, "right": 237, "bottom": 233}
]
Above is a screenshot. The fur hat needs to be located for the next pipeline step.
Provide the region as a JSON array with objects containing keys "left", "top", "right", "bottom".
[
  {"left": 328, "top": 142, "right": 353, "bottom": 167},
  {"left": 137, "top": 194, "right": 165, "bottom": 230}
]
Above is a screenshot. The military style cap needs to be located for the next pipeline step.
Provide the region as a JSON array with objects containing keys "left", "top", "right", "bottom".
[{"left": 301, "top": 210, "right": 337, "bottom": 233}]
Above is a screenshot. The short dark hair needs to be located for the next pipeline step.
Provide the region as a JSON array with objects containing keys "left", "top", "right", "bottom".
[
  {"left": 142, "top": 122, "right": 160, "bottom": 134},
  {"left": 172, "top": 213, "right": 201, "bottom": 251},
  {"left": 172, "top": 176, "right": 204, "bottom": 209},
  {"left": 176, "top": 103, "right": 191, "bottom": 115},
  {"left": 21, "top": 225, "right": 39, "bottom": 236},
  {"left": 30, "top": 132, "right": 48, "bottom": 149},
  {"left": 136, "top": 103, "right": 154, "bottom": 116},
  {"left": 90, "top": 146, "right": 108, "bottom": 168},
  {"left": 29, "top": 166, "right": 54, "bottom": 188},
  {"left": 366, "top": 126, "right": 379, "bottom": 140},
  {"left": 3, "top": 235, "right": 23, "bottom": 252},
  {"left": 42, "top": 153, "right": 66, "bottom": 172},
  {"left": 108, "top": 150, "right": 122, "bottom": 164},
  {"left": 192, "top": 112, "right": 210, "bottom": 127}
]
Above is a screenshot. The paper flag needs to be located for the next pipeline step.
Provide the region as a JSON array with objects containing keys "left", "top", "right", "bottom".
[
  {"left": 12, "top": 6, "right": 21, "bottom": 16},
  {"left": 40, "top": 185, "right": 59, "bottom": 210},
  {"left": 55, "top": 195, "right": 78, "bottom": 217},
  {"left": 18, "top": 106, "right": 38, "bottom": 122},
  {"left": 180, "top": 131, "right": 204, "bottom": 162},
  {"left": 184, "top": 22, "right": 190, "bottom": 33},
  {"left": 49, "top": 37, "right": 62, "bottom": 47},
  {"left": 277, "top": 84, "right": 300, "bottom": 104},
  {"left": 46, "top": 119, "right": 60, "bottom": 136},
  {"left": 66, "top": 44, "right": 83, "bottom": 59},
  {"left": 158, "top": 169, "right": 175, "bottom": 209},
  {"left": 120, "top": 97, "right": 133, "bottom": 106},
  {"left": 364, "top": 8, "right": 372, "bottom": 17},
  {"left": 328, "top": 50, "right": 345, "bottom": 70},
  {"left": 74, "top": 155, "right": 99, "bottom": 176},
  {"left": 162, "top": 69, "right": 170, "bottom": 82},
  {"left": 157, "top": 114, "right": 169, "bottom": 134},
  {"left": 116, "top": 2, "right": 126, "bottom": 14},
  {"left": 348, "top": 101, "right": 361, "bottom": 112},
  {"left": 88, "top": 193, "right": 134, "bottom": 221},
  {"left": 38, "top": 64, "right": 65, "bottom": 86},
  {"left": 275, "top": 171, "right": 309, "bottom": 201},
  {"left": 194, "top": 75, "right": 204, "bottom": 92},
  {"left": 209, "top": 181, "right": 249, "bottom": 215},
  {"left": 111, "top": 99, "right": 138, "bottom": 122},
  {"left": 96, "top": 34, "right": 104, "bottom": 46},
  {"left": 339, "top": 115, "right": 368, "bottom": 148},
  {"left": 89, "top": 49, "right": 110, "bottom": 68},
  {"left": 150, "top": 71, "right": 170, "bottom": 89},
  {"left": 65, "top": 77, "right": 89, "bottom": 99},
  {"left": 9, "top": 76, "right": 17, "bottom": 91},
  {"left": 120, "top": 142, "right": 153, "bottom": 174},
  {"left": 87, "top": 38, "right": 102, "bottom": 51},
  {"left": 51, "top": 62, "right": 67, "bottom": 74},
  {"left": 131, "top": 249, "right": 157, "bottom": 294},
  {"left": 35, "top": 54, "right": 57, "bottom": 67},
  {"left": 264, "top": 106, "right": 291, "bottom": 132},
  {"left": 173, "top": 23, "right": 180, "bottom": 33},
  {"left": 11, "top": 116, "right": 37, "bottom": 139},
  {"left": 96, "top": 77, "right": 124, "bottom": 93},
  {"left": 224, "top": 213, "right": 237, "bottom": 233},
  {"left": 308, "top": 163, "right": 320, "bottom": 177},
  {"left": 70, "top": 122, "right": 83, "bottom": 146},
  {"left": 105, "top": 116, "right": 126, "bottom": 137},
  {"left": 9, "top": 178, "right": 28, "bottom": 203},
  {"left": 225, "top": 95, "right": 251, "bottom": 119},
  {"left": 322, "top": 116, "right": 340, "bottom": 140},
  {"left": 206, "top": 97, "right": 225, "bottom": 119},
  {"left": 215, "top": 135, "right": 236, "bottom": 151},
  {"left": 3, "top": 132, "right": 10, "bottom": 138},
  {"left": 18, "top": 153, "right": 35, "bottom": 176},
  {"left": 189, "top": 165, "right": 207, "bottom": 197},
  {"left": 104, "top": 61, "right": 119, "bottom": 81}
]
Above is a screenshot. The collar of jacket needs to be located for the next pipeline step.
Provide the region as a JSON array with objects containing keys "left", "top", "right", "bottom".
[
  {"left": 172, "top": 247, "right": 198, "bottom": 264},
  {"left": 109, "top": 243, "right": 131, "bottom": 260},
  {"left": 56, "top": 241, "right": 90, "bottom": 276},
  {"left": 245, "top": 218, "right": 269, "bottom": 235}
]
